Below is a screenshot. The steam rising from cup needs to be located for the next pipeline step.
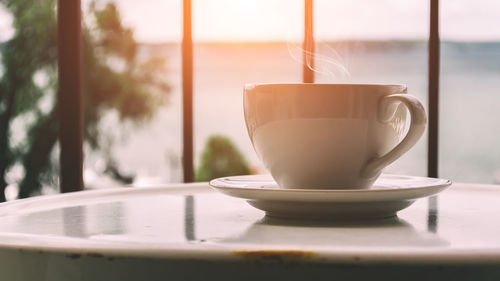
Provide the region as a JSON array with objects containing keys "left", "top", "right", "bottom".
[{"left": 287, "top": 40, "right": 351, "bottom": 80}]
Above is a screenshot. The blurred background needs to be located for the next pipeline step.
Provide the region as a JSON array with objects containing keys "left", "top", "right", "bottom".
[{"left": 0, "top": 0, "right": 499, "bottom": 200}]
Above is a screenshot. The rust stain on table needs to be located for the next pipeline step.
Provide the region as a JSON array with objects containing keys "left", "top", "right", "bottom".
[{"left": 233, "top": 249, "right": 316, "bottom": 265}]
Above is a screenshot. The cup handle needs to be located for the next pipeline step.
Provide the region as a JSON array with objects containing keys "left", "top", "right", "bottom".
[{"left": 361, "top": 94, "right": 427, "bottom": 178}]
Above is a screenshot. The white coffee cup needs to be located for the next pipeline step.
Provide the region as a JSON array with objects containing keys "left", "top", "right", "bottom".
[{"left": 244, "top": 83, "right": 426, "bottom": 190}]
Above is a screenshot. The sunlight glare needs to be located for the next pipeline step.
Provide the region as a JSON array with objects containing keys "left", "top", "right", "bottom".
[{"left": 193, "top": 0, "right": 302, "bottom": 42}]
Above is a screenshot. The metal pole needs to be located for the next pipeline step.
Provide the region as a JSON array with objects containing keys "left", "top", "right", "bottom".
[
  {"left": 182, "top": 0, "right": 194, "bottom": 182},
  {"left": 58, "top": 0, "right": 84, "bottom": 193},
  {"left": 428, "top": 0, "right": 440, "bottom": 178},
  {"left": 427, "top": 0, "right": 440, "bottom": 232},
  {"left": 303, "top": 0, "right": 314, "bottom": 83}
]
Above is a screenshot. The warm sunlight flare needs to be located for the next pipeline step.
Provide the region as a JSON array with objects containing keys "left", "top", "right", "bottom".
[
  {"left": 85, "top": 0, "right": 500, "bottom": 42},
  {"left": 1, "top": 1, "right": 500, "bottom": 277},
  {"left": 193, "top": 0, "right": 303, "bottom": 41}
]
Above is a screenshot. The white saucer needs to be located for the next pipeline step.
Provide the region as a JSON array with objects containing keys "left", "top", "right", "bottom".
[{"left": 209, "top": 174, "right": 452, "bottom": 219}]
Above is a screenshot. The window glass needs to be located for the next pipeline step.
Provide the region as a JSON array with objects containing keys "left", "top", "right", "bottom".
[
  {"left": 4, "top": 0, "right": 499, "bottom": 201},
  {"left": 441, "top": 0, "right": 500, "bottom": 183},
  {"left": 78, "top": 0, "right": 182, "bottom": 188},
  {"left": 192, "top": 0, "right": 303, "bottom": 179}
]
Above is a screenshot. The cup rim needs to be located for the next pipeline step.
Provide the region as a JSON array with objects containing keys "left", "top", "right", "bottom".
[{"left": 244, "top": 82, "right": 407, "bottom": 91}]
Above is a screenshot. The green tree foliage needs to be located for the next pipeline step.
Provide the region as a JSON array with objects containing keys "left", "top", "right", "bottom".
[
  {"left": 0, "top": 0, "right": 170, "bottom": 200},
  {"left": 195, "top": 135, "right": 250, "bottom": 182}
]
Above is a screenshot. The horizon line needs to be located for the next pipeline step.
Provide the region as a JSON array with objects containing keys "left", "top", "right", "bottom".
[{"left": 138, "top": 39, "right": 500, "bottom": 45}]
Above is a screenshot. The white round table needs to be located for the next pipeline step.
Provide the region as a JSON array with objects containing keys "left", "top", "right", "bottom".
[{"left": 0, "top": 181, "right": 498, "bottom": 280}]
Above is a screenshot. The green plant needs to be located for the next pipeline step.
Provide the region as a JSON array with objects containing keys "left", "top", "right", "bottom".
[
  {"left": 195, "top": 135, "right": 250, "bottom": 182},
  {"left": 0, "top": 0, "right": 170, "bottom": 200}
]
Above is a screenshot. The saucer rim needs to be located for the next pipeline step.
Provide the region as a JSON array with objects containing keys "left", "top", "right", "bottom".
[
  {"left": 209, "top": 174, "right": 452, "bottom": 203},
  {"left": 209, "top": 174, "right": 452, "bottom": 194}
]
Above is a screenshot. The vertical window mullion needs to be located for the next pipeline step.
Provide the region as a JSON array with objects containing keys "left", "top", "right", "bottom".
[
  {"left": 182, "top": 0, "right": 194, "bottom": 182},
  {"left": 428, "top": 0, "right": 440, "bottom": 178},
  {"left": 303, "top": 0, "right": 314, "bottom": 83},
  {"left": 58, "top": 0, "right": 84, "bottom": 192},
  {"left": 427, "top": 0, "right": 440, "bottom": 232}
]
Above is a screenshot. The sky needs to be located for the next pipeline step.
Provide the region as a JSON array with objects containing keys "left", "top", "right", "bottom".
[
  {"left": 110, "top": 0, "right": 500, "bottom": 42},
  {"left": 1, "top": 0, "right": 500, "bottom": 42}
]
